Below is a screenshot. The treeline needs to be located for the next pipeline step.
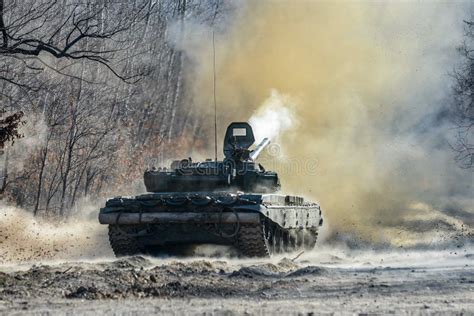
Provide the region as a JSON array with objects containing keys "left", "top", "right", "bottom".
[
  {"left": 0, "top": 0, "right": 227, "bottom": 216},
  {"left": 452, "top": 20, "right": 474, "bottom": 169}
]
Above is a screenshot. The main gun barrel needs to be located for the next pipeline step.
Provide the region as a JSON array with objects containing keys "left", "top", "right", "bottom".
[{"left": 249, "top": 138, "right": 270, "bottom": 161}]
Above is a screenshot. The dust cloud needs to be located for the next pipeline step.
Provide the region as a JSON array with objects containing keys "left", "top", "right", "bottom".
[
  {"left": 183, "top": 1, "right": 473, "bottom": 246},
  {"left": 0, "top": 202, "right": 112, "bottom": 265},
  {"left": 1, "top": 2, "right": 472, "bottom": 267}
]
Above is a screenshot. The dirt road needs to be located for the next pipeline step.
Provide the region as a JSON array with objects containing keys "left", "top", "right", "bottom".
[{"left": 0, "top": 247, "right": 472, "bottom": 315}]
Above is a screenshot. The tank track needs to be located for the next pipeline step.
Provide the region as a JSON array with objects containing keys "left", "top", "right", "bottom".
[
  {"left": 108, "top": 225, "right": 145, "bottom": 257},
  {"left": 109, "top": 225, "right": 198, "bottom": 257},
  {"left": 109, "top": 220, "right": 319, "bottom": 258},
  {"left": 235, "top": 224, "right": 270, "bottom": 257},
  {"left": 235, "top": 220, "right": 319, "bottom": 257}
]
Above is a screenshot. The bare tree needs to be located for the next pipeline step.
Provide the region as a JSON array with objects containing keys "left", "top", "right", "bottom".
[
  {"left": 0, "top": 109, "right": 23, "bottom": 148},
  {"left": 0, "top": 109, "right": 23, "bottom": 195},
  {"left": 0, "top": 0, "right": 153, "bottom": 87},
  {"left": 1, "top": 0, "right": 231, "bottom": 217},
  {"left": 452, "top": 20, "right": 474, "bottom": 169}
]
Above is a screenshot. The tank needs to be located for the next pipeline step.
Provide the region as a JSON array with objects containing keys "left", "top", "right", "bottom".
[{"left": 99, "top": 122, "right": 323, "bottom": 257}]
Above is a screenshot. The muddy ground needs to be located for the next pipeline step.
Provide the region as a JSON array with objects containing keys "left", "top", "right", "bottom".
[{"left": 0, "top": 247, "right": 472, "bottom": 315}]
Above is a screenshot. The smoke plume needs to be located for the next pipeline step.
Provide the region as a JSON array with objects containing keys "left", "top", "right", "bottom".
[
  {"left": 182, "top": 1, "right": 473, "bottom": 246},
  {"left": 248, "top": 90, "right": 296, "bottom": 144}
]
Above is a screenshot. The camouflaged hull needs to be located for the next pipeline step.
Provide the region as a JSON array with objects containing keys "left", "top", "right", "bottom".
[{"left": 99, "top": 192, "right": 323, "bottom": 257}]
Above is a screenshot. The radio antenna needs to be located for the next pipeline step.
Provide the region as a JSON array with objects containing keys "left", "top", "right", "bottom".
[{"left": 212, "top": 29, "right": 218, "bottom": 162}]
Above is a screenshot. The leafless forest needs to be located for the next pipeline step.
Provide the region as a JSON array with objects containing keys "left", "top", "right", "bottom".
[
  {"left": 452, "top": 20, "right": 474, "bottom": 169},
  {"left": 0, "top": 0, "right": 472, "bottom": 221},
  {"left": 0, "top": 0, "right": 229, "bottom": 217}
]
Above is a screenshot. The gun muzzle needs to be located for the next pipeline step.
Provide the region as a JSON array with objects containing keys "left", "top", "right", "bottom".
[{"left": 249, "top": 138, "right": 270, "bottom": 161}]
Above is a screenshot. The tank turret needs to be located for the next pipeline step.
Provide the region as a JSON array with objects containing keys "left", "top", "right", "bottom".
[
  {"left": 144, "top": 122, "right": 280, "bottom": 193},
  {"left": 99, "top": 121, "right": 323, "bottom": 258}
]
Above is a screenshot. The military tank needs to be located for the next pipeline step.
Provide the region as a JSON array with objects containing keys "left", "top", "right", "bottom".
[{"left": 99, "top": 122, "right": 323, "bottom": 257}]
